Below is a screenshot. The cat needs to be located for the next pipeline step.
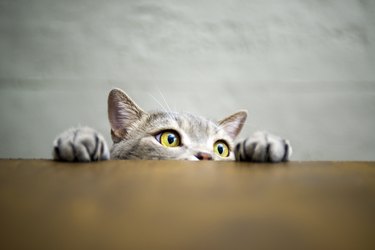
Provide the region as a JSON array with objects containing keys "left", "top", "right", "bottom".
[{"left": 53, "top": 88, "right": 292, "bottom": 162}]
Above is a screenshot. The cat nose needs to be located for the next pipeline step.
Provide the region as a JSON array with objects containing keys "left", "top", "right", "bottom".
[{"left": 195, "top": 152, "right": 213, "bottom": 160}]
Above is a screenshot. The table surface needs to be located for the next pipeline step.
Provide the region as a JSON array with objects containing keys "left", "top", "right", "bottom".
[{"left": 0, "top": 160, "right": 374, "bottom": 250}]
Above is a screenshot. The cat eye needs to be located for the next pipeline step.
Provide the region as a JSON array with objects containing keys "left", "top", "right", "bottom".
[
  {"left": 156, "top": 131, "right": 181, "bottom": 148},
  {"left": 214, "top": 140, "right": 230, "bottom": 157}
]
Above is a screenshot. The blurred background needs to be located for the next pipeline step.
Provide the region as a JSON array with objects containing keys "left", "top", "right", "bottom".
[{"left": 0, "top": 0, "right": 374, "bottom": 160}]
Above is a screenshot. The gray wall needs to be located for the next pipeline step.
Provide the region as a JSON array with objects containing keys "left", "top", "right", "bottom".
[{"left": 1, "top": 0, "right": 375, "bottom": 160}]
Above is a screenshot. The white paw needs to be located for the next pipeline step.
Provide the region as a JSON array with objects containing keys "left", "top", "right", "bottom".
[
  {"left": 236, "top": 131, "right": 292, "bottom": 162},
  {"left": 53, "top": 127, "right": 110, "bottom": 162}
]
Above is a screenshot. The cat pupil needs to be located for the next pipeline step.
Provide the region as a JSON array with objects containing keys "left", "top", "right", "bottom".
[
  {"left": 168, "top": 134, "right": 175, "bottom": 144},
  {"left": 218, "top": 145, "right": 223, "bottom": 154}
]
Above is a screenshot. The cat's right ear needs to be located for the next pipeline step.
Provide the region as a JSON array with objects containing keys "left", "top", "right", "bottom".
[
  {"left": 108, "top": 88, "right": 146, "bottom": 142},
  {"left": 218, "top": 110, "right": 248, "bottom": 140}
]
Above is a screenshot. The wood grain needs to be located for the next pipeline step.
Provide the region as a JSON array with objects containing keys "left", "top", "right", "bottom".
[{"left": 0, "top": 160, "right": 374, "bottom": 250}]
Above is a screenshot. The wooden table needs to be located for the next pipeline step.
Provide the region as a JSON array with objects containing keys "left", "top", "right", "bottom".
[{"left": 0, "top": 160, "right": 374, "bottom": 250}]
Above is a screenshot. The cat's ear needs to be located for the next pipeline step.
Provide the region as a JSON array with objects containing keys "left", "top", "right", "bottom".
[
  {"left": 218, "top": 110, "right": 247, "bottom": 140},
  {"left": 108, "top": 88, "right": 146, "bottom": 142}
]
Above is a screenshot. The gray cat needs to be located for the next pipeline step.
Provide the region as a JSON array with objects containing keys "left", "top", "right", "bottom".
[{"left": 53, "top": 88, "right": 292, "bottom": 162}]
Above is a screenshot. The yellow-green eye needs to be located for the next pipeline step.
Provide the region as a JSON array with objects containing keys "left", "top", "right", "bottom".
[
  {"left": 214, "top": 141, "right": 230, "bottom": 157},
  {"left": 158, "top": 131, "right": 181, "bottom": 147}
]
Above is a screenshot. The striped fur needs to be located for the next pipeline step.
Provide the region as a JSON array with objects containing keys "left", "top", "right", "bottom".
[
  {"left": 53, "top": 127, "right": 109, "bottom": 162},
  {"left": 234, "top": 132, "right": 292, "bottom": 162},
  {"left": 53, "top": 88, "right": 292, "bottom": 162}
]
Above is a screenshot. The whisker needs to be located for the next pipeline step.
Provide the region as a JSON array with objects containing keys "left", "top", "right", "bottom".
[
  {"left": 158, "top": 90, "right": 172, "bottom": 112},
  {"left": 148, "top": 93, "right": 167, "bottom": 112},
  {"left": 148, "top": 93, "right": 174, "bottom": 120},
  {"left": 158, "top": 89, "right": 176, "bottom": 120}
]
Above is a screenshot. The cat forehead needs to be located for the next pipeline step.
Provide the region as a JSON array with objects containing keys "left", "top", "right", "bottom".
[{"left": 146, "top": 111, "right": 224, "bottom": 140}]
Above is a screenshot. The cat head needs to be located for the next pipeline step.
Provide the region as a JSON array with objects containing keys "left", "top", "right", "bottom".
[{"left": 108, "top": 88, "right": 247, "bottom": 160}]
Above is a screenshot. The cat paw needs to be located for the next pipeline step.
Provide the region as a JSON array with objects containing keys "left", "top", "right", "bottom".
[
  {"left": 235, "top": 131, "right": 292, "bottom": 162},
  {"left": 53, "top": 127, "right": 110, "bottom": 162}
]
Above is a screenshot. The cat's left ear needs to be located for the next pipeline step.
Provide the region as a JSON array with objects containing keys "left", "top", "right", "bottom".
[
  {"left": 108, "top": 88, "right": 146, "bottom": 142},
  {"left": 218, "top": 110, "right": 247, "bottom": 140}
]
